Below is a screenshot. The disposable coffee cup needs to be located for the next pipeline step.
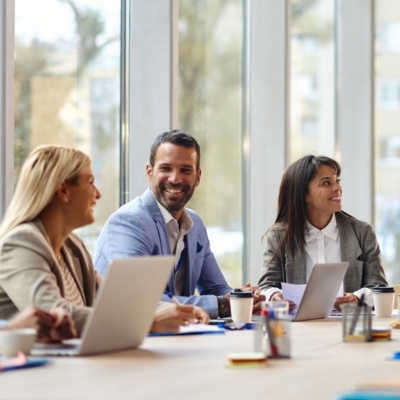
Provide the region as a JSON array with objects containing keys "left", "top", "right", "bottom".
[
  {"left": 230, "top": 290, "right": 254, "bottom": 326},
  {"left": 372, "top": 286, "right": 395, "bottom": 317}
]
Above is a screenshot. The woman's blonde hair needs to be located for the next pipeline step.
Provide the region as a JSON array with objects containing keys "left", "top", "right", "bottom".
[{"left": 0, "top": 145, "right": 91, "bottom": 238}]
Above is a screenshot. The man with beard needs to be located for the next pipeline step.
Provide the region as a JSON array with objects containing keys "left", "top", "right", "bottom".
[{"left": 94, "top": 130, "right": 264, "bottom": 318}]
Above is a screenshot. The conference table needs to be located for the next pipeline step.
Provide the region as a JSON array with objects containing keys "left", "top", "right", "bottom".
[{"left": 1, "top": 316, "right": 400, "bottom": 400}]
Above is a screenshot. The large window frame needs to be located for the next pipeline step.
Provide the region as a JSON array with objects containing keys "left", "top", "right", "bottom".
[
  {"left": 0, "top": 0, "right": 15, "bottom": 218},
  {"left": 0, "top": 0, "right": 378, "bottom": 284}
]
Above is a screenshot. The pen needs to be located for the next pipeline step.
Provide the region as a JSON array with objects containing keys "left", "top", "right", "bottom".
[
  {"left": 171, "top": 296, "right": 181, "bottom": 306},
  {"left": 166, "top": 292, "right": 182, "bottom": 305},
  {"left": 349, "top": 294, "right": 365, "bottom": 335},
  {"left": 166, "top": 293, "right": 200, "bottom": 324},
  {"left": 165, "top": 292, "right": 182, "bottom": 306},
  {"left": 264, "top": 309, "right": 279, "bottom": 358}
]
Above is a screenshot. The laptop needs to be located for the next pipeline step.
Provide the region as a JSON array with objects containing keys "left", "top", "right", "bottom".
[
  {"left": 31, "top": 256, "right": 174, "bottom": 356},
  {"left": 285, "top": 262, "right": 349, "bottom": 322}
]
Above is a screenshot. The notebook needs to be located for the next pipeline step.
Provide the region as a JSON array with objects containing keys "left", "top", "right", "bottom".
[
  {"left": 31, "top": 256, "right": 174, "bottom": 356},
  {"left": 285, "top": 262, "right": 349, "bottom": 322}
]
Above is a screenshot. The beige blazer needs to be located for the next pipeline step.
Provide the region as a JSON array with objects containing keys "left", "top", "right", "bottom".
[{"left": 0, "top": 219, "right": 103, "bottom": 334}]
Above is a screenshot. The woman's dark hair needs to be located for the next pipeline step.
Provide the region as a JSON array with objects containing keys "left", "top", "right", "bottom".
[{"left": 272, "top": 155, "right": 341, "bottom": 259}]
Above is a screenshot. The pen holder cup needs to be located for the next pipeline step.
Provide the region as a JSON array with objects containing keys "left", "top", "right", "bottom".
[
  {"left": 342, "top": 303, "right": 372, "bottom": 342},
  {"left": 263, "top": 316, "right": 291, "bottom": 359}
]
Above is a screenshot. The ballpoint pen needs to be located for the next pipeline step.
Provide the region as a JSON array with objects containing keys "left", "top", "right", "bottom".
[
  {"left": 166, "top": 293, "right": 201, "bottom": 324},
  {"left": 166, "top": 292, "right": 181, "bottom": 305},
  {"left": 264, "top": 309, "right": 279, "bottom": 358},
  {"left": 171, "top": 296, "right": 181, "bottom": 306},
  {"left": 349, "top": 294, "right": 365, "bottom": 336}
]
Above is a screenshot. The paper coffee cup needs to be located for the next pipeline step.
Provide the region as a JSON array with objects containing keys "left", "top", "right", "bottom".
[
  {"left": 0, "top": 328, "right": 37, "bottom": 357},
  {"left": 372, "top": 286, "right": 394, "bottom": 317},
  {"left": 230, "top": 290, "right": 253, "bottom": 325}
]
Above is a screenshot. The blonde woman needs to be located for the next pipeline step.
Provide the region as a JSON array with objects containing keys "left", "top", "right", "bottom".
[{"left": 0, "top": 145, "right": 208, "bottom": 337}]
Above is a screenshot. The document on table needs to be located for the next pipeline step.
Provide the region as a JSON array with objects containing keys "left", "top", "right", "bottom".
[
  {"left": 148, "top": 324, "right": 225, "bottom": 337},
  {"left": 282, "top": 282, "right": 306, "bottom": 311},
  {"left": 282, "top": 282, "right": 344, "bottom": 307}
]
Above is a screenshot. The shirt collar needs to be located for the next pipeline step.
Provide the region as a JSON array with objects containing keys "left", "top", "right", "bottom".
[
  {"left": 305, "top": 213, "right": 338, "bottom": 242},
  {"left": 154, "top": 196, "right": 194, "bottom": 233}
]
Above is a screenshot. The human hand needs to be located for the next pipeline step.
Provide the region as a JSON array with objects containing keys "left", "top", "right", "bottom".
[
  {"left": 222, "top": 283, "right": 257, "bottom": 300},
  {"left": 334, "top": 292, "right": 358, "bottom": 311},
  {"left": 48, "top": 308, "right": 77, "bottom": 343},
  {"left": 224, "top": 283, "right": 267, "bottom": 315},
  {"left": 193, "top": 306, "right": 210, "bottom": 324},
  {"left": 151, "top": 304, "right": 199, "bottom": 333},
  {"left": 5, "top": 307, "right": 53, "bottom": 341},
  {"left": 240, "top": 283, "right": 266, "bottom": 314},
  {"left": 270, "top": 292, "right": 297, "bottom": 312}
]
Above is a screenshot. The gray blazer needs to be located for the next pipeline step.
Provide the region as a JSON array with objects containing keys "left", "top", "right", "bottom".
[
  {"left": 0, "top": 219, "right": 103, "bottom": 334},
  {"left": 258, "top": 211, "right": 388, "bottom": 293}
]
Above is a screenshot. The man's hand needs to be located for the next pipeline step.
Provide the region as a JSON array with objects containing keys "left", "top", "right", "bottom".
[
  {"left": 151, "top": 303, "right": 205, "bottom": 333},
  {"left": 193, "top": 306, "right": 210, "bottom": 324}
]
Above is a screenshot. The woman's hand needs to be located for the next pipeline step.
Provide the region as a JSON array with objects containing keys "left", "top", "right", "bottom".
[
  {"left": 4, "top": 306, "right": 76, "bottom": 343},
  {"left": 5, "top": 307, "right": 53, "bottom": 339},
  {"left": 270, "top": 292, "right": 297, "bottom": 312},
  {"left": 48, "top": 308, "right": 77, "bottom": 343},
  {"left": 334, "top": 292, "right": 358, "bottom": 311}
]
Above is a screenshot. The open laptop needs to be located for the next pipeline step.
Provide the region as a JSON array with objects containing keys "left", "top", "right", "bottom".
[
  {"left": 286, "top": 262, "right": 349, "bottom": 322},
  {"left": 31, "top": 255, "right": 174, "bottom": 356}
]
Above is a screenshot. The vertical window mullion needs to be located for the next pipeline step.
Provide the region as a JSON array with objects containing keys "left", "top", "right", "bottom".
[{"left": 0, "top": 0, "right": 15, "bottom": 219}]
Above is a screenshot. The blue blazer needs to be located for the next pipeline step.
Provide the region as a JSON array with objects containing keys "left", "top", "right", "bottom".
[{"left": 94, "top": 188, "right": 232, "bottom": 317}]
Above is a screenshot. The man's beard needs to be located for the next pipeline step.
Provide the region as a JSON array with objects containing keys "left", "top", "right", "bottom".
[{"left": 153, "top": 183, "right": 196, "bottom": 213}]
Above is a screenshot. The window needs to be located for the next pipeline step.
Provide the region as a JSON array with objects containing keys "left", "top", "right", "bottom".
[
  {"left": 15, "top": 0, "right": 121, "bottom": 253},
  {"left": 375, "top": 0, "right": 400, "bottom": 284},
  {"left": 290, "top": 0, "right": 335, "bottom": 161},
  {"left": 178, "top": 0, "right": 243, "bottom": 286}
]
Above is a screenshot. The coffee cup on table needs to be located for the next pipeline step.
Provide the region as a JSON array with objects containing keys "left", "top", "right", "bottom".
[
  {"left": 372, "top": 285, "right": 395, "bottom": 317},
  {"left": 229, "top": 289, "right": 254, "bottom": 327},
  {"left": 0, "top": 328, "right": 37, "bottom": 357}
]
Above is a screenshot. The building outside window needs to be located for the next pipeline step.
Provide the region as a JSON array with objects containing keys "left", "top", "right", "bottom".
[{"left": 14, "top": 0, "right": 121, "bottom": 253}]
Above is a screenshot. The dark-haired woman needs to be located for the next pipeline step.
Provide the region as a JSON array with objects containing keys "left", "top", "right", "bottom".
[{"left": 258, "top": 155, "right": 387, "bottom": 310}]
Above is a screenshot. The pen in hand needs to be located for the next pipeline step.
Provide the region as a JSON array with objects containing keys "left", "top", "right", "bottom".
[
  {"left": 171, "top": 296, "right": 181, "bottom": 306},
  {"left": 167, "top": 294, "right": 200, "bottom": 325}
]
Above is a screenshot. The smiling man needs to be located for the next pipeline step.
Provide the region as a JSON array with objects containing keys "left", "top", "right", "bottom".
[{"left": 94, "top": 130, "right": 264, "bottom": 318}]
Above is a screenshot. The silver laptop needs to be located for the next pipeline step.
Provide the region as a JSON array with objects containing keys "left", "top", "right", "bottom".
[
  {"left": 31, "top": 256, "right": 174, "bottom": 356},
  {"left": 290, "top": 262, "right": 349, "bottom": 321}
]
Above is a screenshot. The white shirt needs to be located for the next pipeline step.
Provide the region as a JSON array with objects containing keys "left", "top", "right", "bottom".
[
  {"left": 263, "top": 214, "right": 372, "bottom": 304},
  {"left": 155, "top": 199, "right": 194, "bottom": 272}
]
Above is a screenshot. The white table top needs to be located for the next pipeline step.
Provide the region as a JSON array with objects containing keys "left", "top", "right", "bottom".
[{"left": 1, "top": 316, "right": 400, "bottom": 400}]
